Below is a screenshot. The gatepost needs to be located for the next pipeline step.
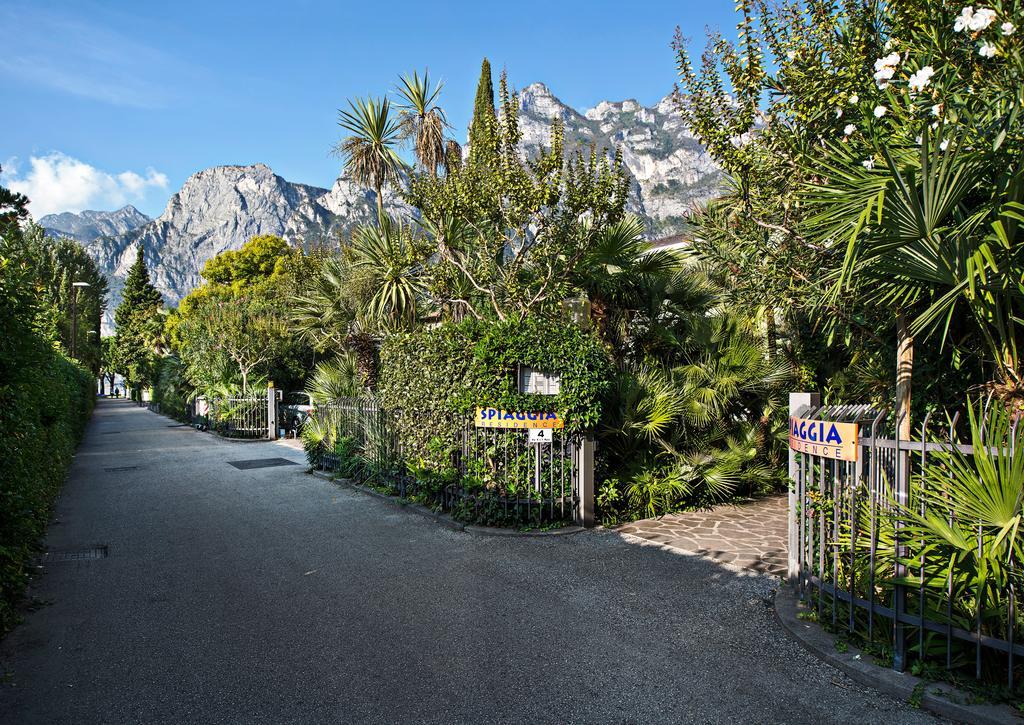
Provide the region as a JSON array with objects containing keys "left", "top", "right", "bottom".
[
  {"left": 267, "top": 383, "right": 278, "bottom": 440},
  {"left": 576, "top": 436, "right": 595, "bottom": 527},
  {"left": 787, "top": 391, "right": 819, "bottom": 583}
]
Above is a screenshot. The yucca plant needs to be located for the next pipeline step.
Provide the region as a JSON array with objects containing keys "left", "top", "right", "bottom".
[
  {"left": 394, "top": 69, "right": 449, "bottom": 176},
  {"left": 349, "top": 216, "right": 426, "bottom": 330},
  {"left": 335, "top": 96, "right": 406, "bottom": 220}
]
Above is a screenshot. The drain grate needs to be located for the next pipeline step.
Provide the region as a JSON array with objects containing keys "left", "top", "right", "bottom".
[
  {"left": 41, "top": 546, "right": 108, "bottom": 563},
  {"left": 228, "top": 457, "right": 300, "bottom": 470},
  {"left": 100, "top": 431, "right": 123, "bottom": 435},
  {"left": 104, "top": 465, "right": 139, "bottom": 472}
]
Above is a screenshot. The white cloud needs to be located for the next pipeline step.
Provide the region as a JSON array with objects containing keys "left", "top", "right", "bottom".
[{"left": 1, "top": 153, "right": 168, "bottom": 217}]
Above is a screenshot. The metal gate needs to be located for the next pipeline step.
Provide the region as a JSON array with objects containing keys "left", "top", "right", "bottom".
[
  {"left": 789, "top": 399, "right": 1024, "bottom": 682},
  {"left": 453, "top": 424, "right": 583, "bottom": 526}
]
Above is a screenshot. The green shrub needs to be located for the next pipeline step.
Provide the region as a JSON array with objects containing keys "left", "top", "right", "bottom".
[
  {"left": 378, "top": 315, "right": 610, "bottom": 467},
  {"left": 0, "top": 334, "right": 93, "bottom": 634}
]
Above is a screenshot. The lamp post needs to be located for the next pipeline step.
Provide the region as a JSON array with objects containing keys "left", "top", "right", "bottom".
[{"left": 71, "top": 281, "right": 91, "bottom": 360}]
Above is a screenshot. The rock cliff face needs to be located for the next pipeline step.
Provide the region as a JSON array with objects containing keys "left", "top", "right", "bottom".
[
  {"left": 515, "top": 83, "right": 723, "bottom": 236},
  {"left": 42, "top": 83, "right": 723, "bottom": 331}
]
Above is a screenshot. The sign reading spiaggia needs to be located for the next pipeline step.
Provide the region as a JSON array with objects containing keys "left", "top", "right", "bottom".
[
  {"left": 476, "top": 407, "right": 564, "bottom": 429},
  {"left": 788, "top": 417, "right": 859, "bottom": 461}
]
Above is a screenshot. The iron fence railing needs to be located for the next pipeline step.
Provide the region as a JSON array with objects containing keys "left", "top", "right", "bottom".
[
  {"left": 792, "top": 404, "right": 1023, "bottom": 686},
  {"left": 205, "top": 396, "right": 268, "bottom": 440},
  {"left": 305, "top": 396, "right": 582, "bottom": 526}
]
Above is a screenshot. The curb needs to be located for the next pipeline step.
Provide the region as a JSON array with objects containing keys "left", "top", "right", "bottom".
[
  {"left": 308, "top": 470, "right": 586, "bottom": 537},
  {"left": 775, "top": 584, "right": 1021, "bottom": 724}
]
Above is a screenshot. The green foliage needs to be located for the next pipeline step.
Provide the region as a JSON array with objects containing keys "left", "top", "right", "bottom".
[
  {"left": 114, "top": 246, "right": 163, "bottom": 394},
  {"left": 305, "top": 353, "right": 362, "bottom": 403},
  {"left": 378, "top": 315, "right": 610, "bottom": 466},
  {"left": 467, "top": 57, "right": 498, "bottom": 165},
  {"left": 335, "top": 96, "right": 406, "bottom": 217},
  {"left": 200, "top": 235, "right": 291, "bottom": 287},
  {"left": 0, "top": 183, "right": 94, "bottom": 633}
]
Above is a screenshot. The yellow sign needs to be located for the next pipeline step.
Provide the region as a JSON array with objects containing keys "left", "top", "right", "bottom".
[
  {"left": 788, "top": 417, "right": 859, "bottom": 461},
  {"left": 475, "top": 407, "right": 564, "bottom": 429}
]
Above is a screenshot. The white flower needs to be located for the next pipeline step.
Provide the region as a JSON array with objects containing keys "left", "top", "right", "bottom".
[
  {"left": 873, "top": 52, "right": 901, "bottom": 71},
  {"left": 836, "top": 108, "right": 843, "bottom": 118},
  {"left": 979, "top": 42, "right": 997, "bottom": 57},
  {"left": 954, "top": 6, "right": 975, "bottom": 32},
  {"left": 969, "top": 7, "right": 997, "bottom": 30},
  {"left": 849, "top": 94, "right": 859, "bottom": 104},
  {"left": 884, "top": 39, "right": 896, "bottom": 51},
  {"left": 787, "top": 50, "right": 796, "bottom": 61},
  {"left": 873, "top": 53, "right": 900, "bottom": 88},
  {"left": 874, "top": 105, "right": 888, "bottom": 118},
  {"left": 915, "top": 135, "right": 923, "bottom": 145},
  {"left": 908, "top": 66, "right": 935, "bottom": 92},
  {"left": 844, "top": 124, "right": 857, "bottom": 135},
  {"left": 931, "top": 104, "right": 942, "bottom": 116},
  {"left": 940, "top": 139, "right": 950, "bottom": 151},
  {"left": 1002, "top": 21, "right": 1016, "bottom": 35},
  {"left": 862, "top": 158, "right": 875, "bottom": 169}
]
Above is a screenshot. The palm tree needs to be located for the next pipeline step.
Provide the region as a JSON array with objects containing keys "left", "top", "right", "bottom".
[
  {"left": 291, "top": 255, "right": 357, "bottom": 352},
  {"left": 803, "top": 124, "right": 1024, "bottom": 402},
  {"left": 336, "top": 97, "right": 405, "bottom": 220},
  {"left": 394, "top": 70, "right": 448, "bottom": 176},
  {"left": 348, "top": 216, "right": 425, "bottom": 329}
]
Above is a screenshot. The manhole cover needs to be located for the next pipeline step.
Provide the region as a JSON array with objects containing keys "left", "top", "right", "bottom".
[
  {"left": 228, "top": 458, "right": 300, "bottom": 470},
  {"left": 104, "top": 465, "right": 139, "bottom": 472},
  {"left": 41, "top": 547, "right": 109, "bottom": 563}
]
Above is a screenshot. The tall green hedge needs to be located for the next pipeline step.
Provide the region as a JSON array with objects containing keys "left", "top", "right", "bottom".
[
  {"left": 0, "top": 257, "right": 94, "bottom": 634},
  {"left": 378, "top": 316, "right": 610, "bottom": 466}
]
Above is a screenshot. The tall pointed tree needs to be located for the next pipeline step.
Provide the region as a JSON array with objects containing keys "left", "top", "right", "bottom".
[
  {"left": 114, "top": 245, "right": 163, "bottom": 396},
  {"left": 467, "top": 58, "right": 497, "bottom": 165}
]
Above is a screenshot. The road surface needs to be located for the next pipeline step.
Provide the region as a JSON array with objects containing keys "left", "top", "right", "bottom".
[{"left": 0, "top": 399, "right": 935, "bottom": 723}]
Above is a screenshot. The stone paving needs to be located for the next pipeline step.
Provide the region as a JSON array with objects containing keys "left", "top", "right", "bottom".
[{"left": 615, "top": 495, "right": 789, "bottom": 575}]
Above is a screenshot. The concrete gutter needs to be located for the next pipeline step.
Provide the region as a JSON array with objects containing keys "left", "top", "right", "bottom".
[{"left": 775, "top": 584, "right": 1021, "bottom": 724}]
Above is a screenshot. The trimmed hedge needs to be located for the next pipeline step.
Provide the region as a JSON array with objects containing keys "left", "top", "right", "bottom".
[
  {"left": 377, "top": 315, "right": 610, "bottom": 467},
  {"left": 0, "top": 259, "right": 94, "bottom": 634}
]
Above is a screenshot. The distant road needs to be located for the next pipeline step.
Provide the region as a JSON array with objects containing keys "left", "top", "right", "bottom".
[{"left": 0, "top": 399, "right": 935, "bottom": 723}]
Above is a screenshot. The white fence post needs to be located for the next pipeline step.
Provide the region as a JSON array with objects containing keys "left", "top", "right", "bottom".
[
  {"left": 788, "top": 391, "right": 819, "bottom": 583},
  {"left": 267, "top": 383, "right": 278, "bottom": 440},
  {"left": 576, "top": 436, "right": 595, "bottom": 527}
]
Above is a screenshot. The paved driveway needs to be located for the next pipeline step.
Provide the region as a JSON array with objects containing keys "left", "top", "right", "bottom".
[{"left": 0, "top": 399, "right": 935, "bottom": 723}]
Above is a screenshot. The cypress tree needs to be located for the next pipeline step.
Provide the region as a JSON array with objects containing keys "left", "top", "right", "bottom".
[
  {"left": 114, "top": 245, "right": 163, "bottom": 394},
  {"left": 467, "top": 58, "right": 497, "bottom": 165}
]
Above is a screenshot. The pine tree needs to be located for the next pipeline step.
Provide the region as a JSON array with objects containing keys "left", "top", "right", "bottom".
[
  {"left": 115, "top": 245, "right": 163, "bottom": 328},
  {"left": 114, "top": 245, "right": 163, "bottom": 395},
  {"left": 467, "top": 58, "right": 497, "bottom": 165}
]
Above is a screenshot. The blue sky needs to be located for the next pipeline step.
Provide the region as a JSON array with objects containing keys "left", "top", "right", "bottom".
[{"left": 1, "top": 0, "right": 739, "bottom": 218}]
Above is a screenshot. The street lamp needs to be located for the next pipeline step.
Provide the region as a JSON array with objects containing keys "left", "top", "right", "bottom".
[{"left": 71, "top": 281, "right": 91, "bottom": 360}]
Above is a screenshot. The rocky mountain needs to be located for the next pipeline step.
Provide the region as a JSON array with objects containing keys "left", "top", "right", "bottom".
[
  {"left": 516, "top": 83, "right": 723, "bottom": 236},
  {"left": 39, "top": 205, "right": 151, "bottom": 243},
  {"left": 45, "top": 83, "right": 723, "bottom": 332}
]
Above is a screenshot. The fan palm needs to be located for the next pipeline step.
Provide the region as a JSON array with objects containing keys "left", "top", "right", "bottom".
[
  {"left": 305, "top": 353, "right": 362, "bottom": 403},
  {"left": 803, "top": 123, "right": 1024, "bottom": 400},
  {"left": 395, "top": 70, "right": 448, "bottom": 176},
  {"left": 336, "top": 97, "right": 406, "bottom": 220},
  {"left": 291, "top": 255, "right": 357, "bottom": 352}
]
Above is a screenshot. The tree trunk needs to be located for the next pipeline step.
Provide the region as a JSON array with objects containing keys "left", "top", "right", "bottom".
[{"left": 896, "top": 311, "right": 913, "bottom": 441}]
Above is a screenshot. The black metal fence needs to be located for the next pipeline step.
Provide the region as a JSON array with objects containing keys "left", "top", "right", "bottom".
[
  {"left": 791, "top": 404, "right": 1023, "bottom": 686},
  {"left": 304, "top": 396, "right": 582, "bottom": 526}
]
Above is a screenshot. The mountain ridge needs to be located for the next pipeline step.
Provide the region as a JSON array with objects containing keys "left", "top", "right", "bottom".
[{"left": 40, "top": 83, "right": 724, "bottom": 332}]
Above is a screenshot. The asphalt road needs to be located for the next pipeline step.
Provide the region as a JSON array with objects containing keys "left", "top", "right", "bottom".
[{"left": 0, "top": 399, "right": 936, "bottom": 724}]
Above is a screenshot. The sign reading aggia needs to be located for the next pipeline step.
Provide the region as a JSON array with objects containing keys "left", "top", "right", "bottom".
[
  {"left": 476, "top": 407, "right": 564, "bottom": 429},
  {"left": 788, "top": 417, "right": 859, "bottom": 461}
]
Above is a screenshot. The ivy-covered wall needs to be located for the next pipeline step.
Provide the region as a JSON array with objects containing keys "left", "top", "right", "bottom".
[{"left": 378, "top": 316, "right": 610, "bottom": 465}]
